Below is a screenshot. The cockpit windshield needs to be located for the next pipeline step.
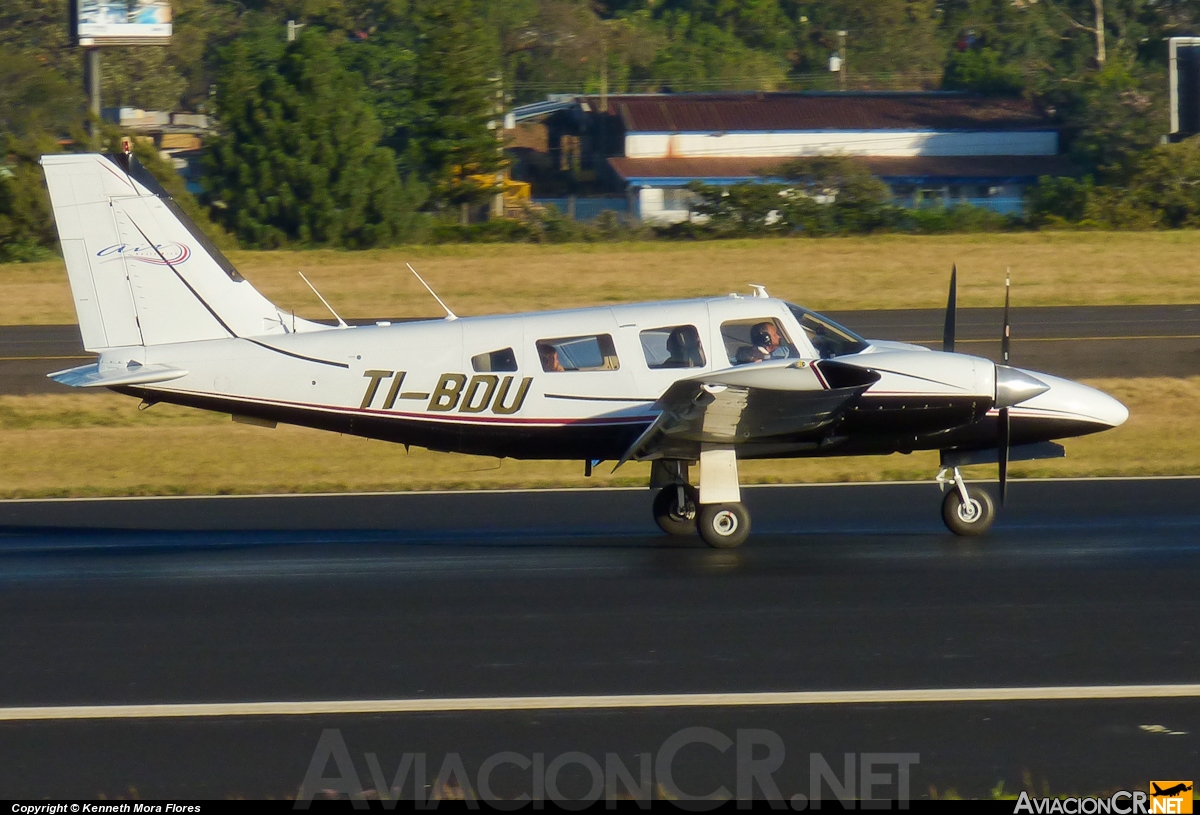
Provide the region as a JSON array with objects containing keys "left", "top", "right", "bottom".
[{"left": 786, "top": 304, "right": 869, "bottom": 359}]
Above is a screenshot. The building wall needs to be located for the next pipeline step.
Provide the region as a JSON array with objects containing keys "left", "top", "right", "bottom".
[
  {"left": 637, "top": 188, "right": 692, "bottom": 224},
  {"left": 625, "top": 130, "right": 1058, "bottom": 160},
  {"left": 635, "top": 181, "right": 1030, "bottom": 224}
]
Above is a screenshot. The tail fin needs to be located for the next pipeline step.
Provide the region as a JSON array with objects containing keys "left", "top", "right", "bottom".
[{"left": 40, "top": 153, "right": 316, "bottom": 351}]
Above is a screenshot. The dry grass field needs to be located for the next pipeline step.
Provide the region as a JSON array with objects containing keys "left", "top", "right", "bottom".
[
  {"left": 4, "top": 231, "right": 1200, "bottom": 325},
  {"left": 0, "top": 377, "right": 1191, "bottom": 498}
]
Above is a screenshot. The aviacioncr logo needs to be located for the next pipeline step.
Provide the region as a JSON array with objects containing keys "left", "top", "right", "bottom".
[{"left": 96, "top": 242, "right": 191, "bottom": 265}]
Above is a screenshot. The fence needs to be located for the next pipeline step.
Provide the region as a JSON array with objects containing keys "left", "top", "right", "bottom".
[{"left": 532, "top": 197, "right": 631, "bottom": 221}]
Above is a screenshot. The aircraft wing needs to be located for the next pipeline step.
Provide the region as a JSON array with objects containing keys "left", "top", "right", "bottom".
[{"left": 620, "top": 358, "right": 880, "bottom": 463}]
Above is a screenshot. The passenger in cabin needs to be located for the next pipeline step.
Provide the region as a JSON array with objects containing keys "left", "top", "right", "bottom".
[
  {"left": 806, "top": 323, "right": 834, "bottom": 359},
  {"left": 736, "top": 322, "right": 790, "bottom": 364},
  {"left": 538, "top": 342, "right": 565, "bottom": 372},
  {"left": 663, "top": 326, "right": 705, "bottom": 368}
]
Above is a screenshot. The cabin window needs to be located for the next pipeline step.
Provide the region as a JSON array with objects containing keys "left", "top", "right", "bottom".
[
  {"left": 471, "top": 348, "right": 518, "bottom": 372},
  {"left": 721, "top": 318, "right": 798, "bottom": 365},
  {"left": 536, "top": 334, "right": 619, "bottom": 372},
  {"left": 640, "top": 325, "right": 706, "bottom": 369}
]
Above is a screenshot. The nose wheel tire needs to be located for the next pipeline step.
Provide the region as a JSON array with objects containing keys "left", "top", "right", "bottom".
[
  {"left": 697, "top": 503, "right": 751, "bottom": 549},
  {"left": 653, "top": 485, "right": 699, "bottom": 536},
  {"left": 941, "top": 485, "right": 996, "bottom": 536}
]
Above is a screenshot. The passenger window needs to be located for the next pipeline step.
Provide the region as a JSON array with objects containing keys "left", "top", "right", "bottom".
[
  {"left": 721, "top": 318, "right": 798, "bottom": 365},
  {"left": 536, "top": 334, "right": 619, "bottom": 372},
  {"left": 640, "top": 325, "right": 706, "bottom": 369},
  {"left": 471, "top": 348, "right": 518, "bottom": 372}
]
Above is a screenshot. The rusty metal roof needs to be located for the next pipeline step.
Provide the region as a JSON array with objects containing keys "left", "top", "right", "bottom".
[
  {"left": 582, "top": 93, "right": 1051, "bottom": 133},
  {"left": 608, "top": 155, "right": 1077, "bottom": 183}
]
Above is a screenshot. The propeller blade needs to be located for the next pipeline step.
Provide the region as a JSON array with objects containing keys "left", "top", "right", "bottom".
[
  {"left": 943, "top": 265, "right": 957, "bottom": 353},
  {"left": 1001, "top": 268, "right": 1011, "bottom": 364},
  {"left": 999, "top": 270, "right": 1012, "bottom": 504},
  {"left": 998, "top": 406, "right": 1010, "bottom": 506}
]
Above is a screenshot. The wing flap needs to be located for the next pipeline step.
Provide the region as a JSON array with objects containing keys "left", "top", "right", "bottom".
[{"left": 620, "top": 359, "right": 880, "bottom": 463}]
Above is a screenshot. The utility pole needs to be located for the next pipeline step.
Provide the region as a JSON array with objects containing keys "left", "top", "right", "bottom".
[
  {"left": 600, "top": 30, "right": 608, "bottom": 113},
  {"left": 491, "top": 73, "right": 505, "bottom": 219},
  {"left": 838, "top": 30, "right": 847, "bottom": 91},
  {"left": 86, "top": 48, "right": 101, "bottom": 149}
]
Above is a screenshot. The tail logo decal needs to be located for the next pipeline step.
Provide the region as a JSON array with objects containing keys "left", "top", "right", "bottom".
[{"left": 97, "top": 242, "right": 192, "bottom": 265}]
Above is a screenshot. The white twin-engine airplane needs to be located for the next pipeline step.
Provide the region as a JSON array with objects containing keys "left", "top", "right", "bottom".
[{"left": 41, "top": 153, "right": 1128, "bottom": 547}]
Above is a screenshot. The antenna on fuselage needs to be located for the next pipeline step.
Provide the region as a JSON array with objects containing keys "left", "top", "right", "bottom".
[
  {"left": 298, "top": 272, "right": 349, "bottom": 329},
  {"left": 406, "top": 263, "right": 458, "bottom": 321}
]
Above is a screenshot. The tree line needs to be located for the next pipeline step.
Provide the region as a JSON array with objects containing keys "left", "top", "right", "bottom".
[{"left": 2, "top": 0, "right": 1200, "bottom": 259}]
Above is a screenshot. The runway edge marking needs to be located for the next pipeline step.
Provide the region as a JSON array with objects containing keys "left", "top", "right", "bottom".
[
  {"left": 3, "top": 475, "right": 1200, "bottom": 504},
  {"left": 5, "top": 684, "right": 1200, "bottom": 721}
]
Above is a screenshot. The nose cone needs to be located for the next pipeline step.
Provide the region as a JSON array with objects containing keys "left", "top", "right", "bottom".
[
  {"left": 995, "top": 364, "right": 1051, "bottom": 408},
  {"left": 1014, "top": 370, "right": 1129, "bottom": 429},
  {"left": 1086, "top": 386, "right": 1129, "bottom": 428}
]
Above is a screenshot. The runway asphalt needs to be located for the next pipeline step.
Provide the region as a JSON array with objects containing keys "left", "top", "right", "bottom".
[
  {"left": 2, "top": 304, "right": 1199, "bottom": 394},
  {"left": 2, "top": 479, "right": 1199, "bottom": 799}
]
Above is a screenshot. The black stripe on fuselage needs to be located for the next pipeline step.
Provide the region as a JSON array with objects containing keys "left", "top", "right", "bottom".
[{"left": 545, "top": 394, "right": 657, "bottom": 403}]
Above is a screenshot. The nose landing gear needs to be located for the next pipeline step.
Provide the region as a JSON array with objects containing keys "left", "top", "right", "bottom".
[{"left": 936, "top": 466, "right": 996, "bottom": 536}]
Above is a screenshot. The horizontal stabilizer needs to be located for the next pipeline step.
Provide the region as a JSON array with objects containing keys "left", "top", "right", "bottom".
[{"left": 48, "top": 362, "right": 189, "bottom": 389}]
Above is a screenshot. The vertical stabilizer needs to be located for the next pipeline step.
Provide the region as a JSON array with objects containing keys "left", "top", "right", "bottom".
[{"left": 40, "top": 153, "right": 320, "bottom": 351}]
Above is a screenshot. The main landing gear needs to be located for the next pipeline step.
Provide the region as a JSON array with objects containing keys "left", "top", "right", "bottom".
[
  {"left": 936, "top": 466, "right": 997, "bottom": 536},
  {"left": 652, "top": 483, "right": 698, "bottom": 536},
  {"left": 696, "top": 503, "right": 751, "bottom": 549},
  {"left": 651, "top": 448, "right": 752, "bottom": 549},
  {"left": 651, "top": 459, "right": 999, "bottom": 546}
]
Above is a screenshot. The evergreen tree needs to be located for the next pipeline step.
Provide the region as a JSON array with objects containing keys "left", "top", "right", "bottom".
[
  {"left": 1056, "top": 63, "right": 1167, "bottom": 183},
  {"left": 401, "top": 0, "right": 504, "bottom": 211},
  {"left": 0, "top": 51, "right": 83, "bottom": 262},
  {"left": 203, "top": 24, "right": 419, "bottom": 248},
  {"left": 0, "top": 131, "right": 61, "bottom": 262}
]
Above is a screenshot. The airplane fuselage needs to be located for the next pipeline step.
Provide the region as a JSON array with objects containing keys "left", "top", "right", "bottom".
[{"left": 102, "top": 294, "right": 1126, "bottom": 463}]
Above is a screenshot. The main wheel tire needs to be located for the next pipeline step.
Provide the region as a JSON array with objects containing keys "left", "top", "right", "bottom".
[
  {"left": 653, "top": 485, "right": 699, "bottom": 536},
  {"left": 941, "top": 485, "right": 997, "bottom": 536},
  {"left": 697, "top": 503, "right": 751, "bottom": 549}
]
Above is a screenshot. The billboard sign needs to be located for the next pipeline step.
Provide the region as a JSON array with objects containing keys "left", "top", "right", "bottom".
[
  {"left": 76, "top": 0, "right": 172, "bottom": 46},
  {"left": 1170, "top": 37, "right": 1200, "bottom": 136}
]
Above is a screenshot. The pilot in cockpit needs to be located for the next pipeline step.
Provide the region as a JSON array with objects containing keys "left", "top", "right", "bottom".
[{"left": 736, "top": 321, "right": 791, "bottom": 364}]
